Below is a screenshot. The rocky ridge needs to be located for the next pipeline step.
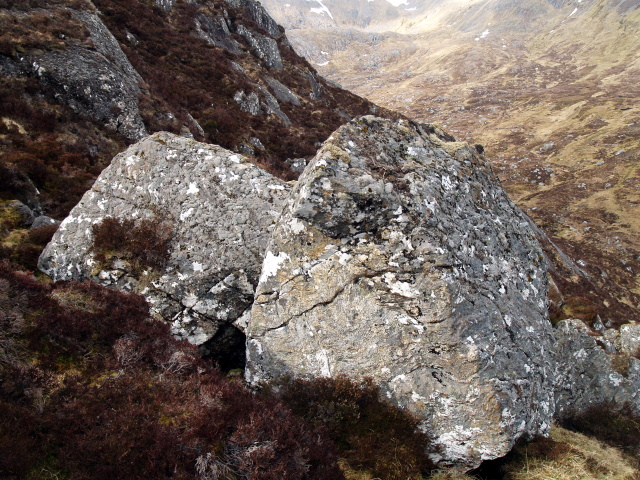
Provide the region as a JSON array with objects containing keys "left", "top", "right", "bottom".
[{"left": 0, "top": 0, "right": 394, "bottom": 220}]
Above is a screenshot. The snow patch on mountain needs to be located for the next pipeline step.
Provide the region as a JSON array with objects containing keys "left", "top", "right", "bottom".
[
  {"left": 386, "top": 0, "right": 409, "bottom": 6},
  {"left": 308, "top": 0, "right": 333, "bottom": 19}
]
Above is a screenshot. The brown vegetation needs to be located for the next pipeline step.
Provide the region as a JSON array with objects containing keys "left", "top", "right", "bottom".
[
  {"left": 271, "top": 375, "right": 437, "bottom": 480},
  {"left": 0, "top": 263, "right": 343, "bottom": 480},
  {"left": 91, "top": 216, "right": 173, "bottom": 273},
  {"left": 0, "top": 201, "right": 58, "bottom": 271},
  {"left": 559, "top": 403, "right": 640, "bottom": 464},
  {"left": 0, "top": 6, "right": 89, "bottom": 56},
  {"left": 92, "top": 0, "right": 386, "bottom": 177},
  {"left": 0, "top": 73, "right": 127, "bottom": 219}
]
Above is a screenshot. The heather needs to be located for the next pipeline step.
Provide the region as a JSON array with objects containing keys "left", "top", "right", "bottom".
[{"left": 0, "top": 262, "right": 343, "bottom": 480}]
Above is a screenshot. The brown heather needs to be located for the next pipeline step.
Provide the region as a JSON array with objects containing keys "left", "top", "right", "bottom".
[
  {"left": 91, "top": 216, "right": 173, "bottom": 273},
  {"left": 0, "top": 261, "right": 344, "bottom": 480},
  {"left": 271, "top": 375, "right": 437, "bottom": 480}
]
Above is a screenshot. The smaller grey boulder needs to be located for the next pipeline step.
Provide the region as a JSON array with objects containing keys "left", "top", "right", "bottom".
[
  {"left": 6, "top": 200, "right": 36, "bottom": 227},
  {"left": 39, "top": 132, "right": 290, "bottom": 346},
  {"left": 31, "top": 215, "right": 60, "bottom": 230},
  {"left": 554, "top": 319, "right": 640, "bottom": 415}
]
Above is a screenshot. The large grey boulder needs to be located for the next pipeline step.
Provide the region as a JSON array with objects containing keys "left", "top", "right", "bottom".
[
  {"left": 554, "top": 319, "right": 640, "bottom": 415},
  {"left": 39, "top": 132, "right": 290, "bottom": 345},
  {"left": 246, "top": 116, "right": 556, "bottom": 469}
]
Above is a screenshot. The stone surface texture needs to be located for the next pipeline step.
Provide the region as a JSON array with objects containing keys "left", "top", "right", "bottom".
[
  {"left": 236, "top": 25, "right": 283, "bottom": 70},
  {"left": 246, "top": 116, "right": 556, "bottom": 469},
  {"left": 233, "top": 87, "right": 292, "bottom": 126},
  {"left": 265, "top": 75, "right": 302, "bottom": 106},
  {"left": 194, "top": 11, "right": 242, "bottom": 54},
  {"left": 39, "top": 132, "right": 290, "bottom": 345},
  {"left": 554, "top": 319, "right": 640, "bottom": 415},
  {"left": 26, "top": 10, "right": 147, "bottom": 141}
]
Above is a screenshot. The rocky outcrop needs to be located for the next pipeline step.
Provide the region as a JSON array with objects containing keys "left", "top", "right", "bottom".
[
  {"left": 22, "top": 10, "right": 147, "bottom": 141},
  {"left": 304, "top": 70, "right": 325, "bottom": 100},
  {"left": 155, "top": 0, "right": 176, "bottom": 12},
  {"left": 246, "top": 116, "right": 556, "bottom": 469},
  {"left": 224, "top": 0, "right": 282, "bottom": 38},
  {"left": 554, "top": 319, "right": 640, "bottom": 415},
  {"left": 234, "top": 86, "right": 291, "bottom": 125},
  {"left": 39, "top": 132, "right": 290, "bottom": 346},
  {"left": 236, "top": 24, "right": 283, "bottom": 70},
  {"left": 265, "top": 76, "right": 302, "bottom": 106},
  {"left": 194, "top": 11, "right": 242, "bottom": 53}
]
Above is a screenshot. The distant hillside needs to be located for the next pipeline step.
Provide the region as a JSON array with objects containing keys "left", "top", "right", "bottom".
[{"left": 261, "top": 0, "right": 640, "bottom": 327}]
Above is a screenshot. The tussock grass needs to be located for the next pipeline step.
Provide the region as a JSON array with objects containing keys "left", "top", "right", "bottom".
[
  {"left": 421, "top": 425, "right": 639, "bottom": 480},
  {"left": 502, "top": 426, "right": 638, "bottom": 480}
]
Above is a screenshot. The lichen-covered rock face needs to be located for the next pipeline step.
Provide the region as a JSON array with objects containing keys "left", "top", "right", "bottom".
[
  {"left": 236, "top": 24, "right": 283, "bottom": 70},
  {"left": 246, "top": 116, "right": 556, "bottom": 469},
  {"left": 27, "top": 10, "right": 147, "bottom": 141},
  {"left": 39, "top": 132, "right": 290, "bottom": 345},
  {"left": 554, "top": 319, "right": 640, "bottom": 415}
]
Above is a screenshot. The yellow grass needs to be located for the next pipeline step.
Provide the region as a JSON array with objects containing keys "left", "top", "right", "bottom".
[{"left": 508, "top": 426, "right": 638, "bottom": 480}]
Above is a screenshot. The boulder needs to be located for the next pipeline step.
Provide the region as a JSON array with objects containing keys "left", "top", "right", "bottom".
[
  {"left": 39, "top": 132, "right": 290, "bottom": 346},
  {"left": 31, "top": 215, "right": 60, "bottom": 230},
  {"left": 233, "top": 87, "right": 291, "bottom": 126},
  {"left": 246, "top": 116, "right": 556, "bottom": 469},
  {"left": 6, "top": 200, "right": 36, "bottom": 227},
  {"left": 265, "top": 75, "right": 302, "bottom": 106},
  {"left": 194, "top": 12, "right": 242, "bottom": 54},
  {"left": 554, "top": 319, "right": 640, "bottom": 415}
]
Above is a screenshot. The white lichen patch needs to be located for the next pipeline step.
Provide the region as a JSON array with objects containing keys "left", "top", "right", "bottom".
[
  {"left": 124, "top": 155, "right": 138, "bottom": 166},
  {"left": 609, "top": 373, "right": 623, "bottom": 387},
  {"left": 389, "top": 280, "right": 420, "bottom": 298},
  {"left": 186, "top": 182, "right": 199, "bottom": 195},
  {"left": 180, "top": 207, "right": 194, "bottom": 221},
  {"left": 288, "top": 218, "right": 306, "bottom": 234},
  {"left": 259, "top": 251, "right": 291, "bottom": 283},
  {"left": 192, "top": 262, "right": 204, "bottom": 273}
]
